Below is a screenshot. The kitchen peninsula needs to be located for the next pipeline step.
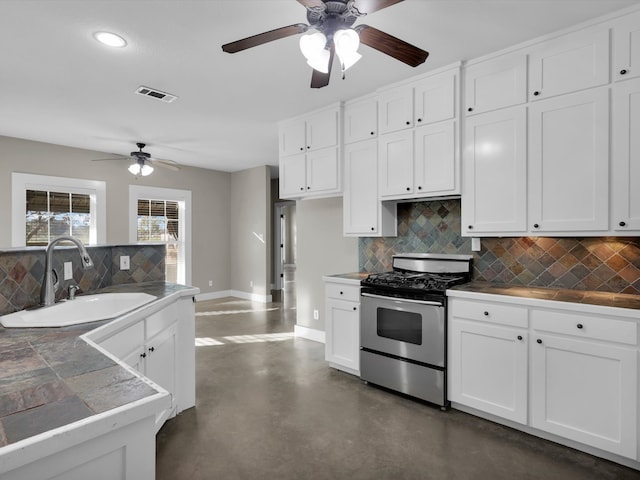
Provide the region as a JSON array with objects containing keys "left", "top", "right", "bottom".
[{"left": 0, "top": 282, "right": 198, "bottom": 480}]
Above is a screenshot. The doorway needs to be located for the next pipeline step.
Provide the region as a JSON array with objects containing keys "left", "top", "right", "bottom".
[{"left": 273, "top": 201, "right": 296, "bottom": 293}]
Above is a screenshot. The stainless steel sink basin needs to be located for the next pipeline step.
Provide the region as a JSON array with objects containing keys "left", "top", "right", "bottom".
[{"left": 0, "top": 292, "right": 157, "bottom": 328}]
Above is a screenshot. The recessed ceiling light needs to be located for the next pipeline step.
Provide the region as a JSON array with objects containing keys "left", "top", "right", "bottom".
[{"left": 93, "top": 31, "right": 127, "bottom": 48}]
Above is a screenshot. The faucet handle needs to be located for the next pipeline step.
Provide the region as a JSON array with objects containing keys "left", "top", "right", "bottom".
[{"left": 68, "top": 284, "right": 80, "bottom": 300}]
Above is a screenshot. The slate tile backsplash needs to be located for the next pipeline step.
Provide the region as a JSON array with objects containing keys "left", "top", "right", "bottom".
[
  {"left": 359, "top": 199, "right": 640, "bottom": 295},
  {"left": 0, "top": 244, "right": 165, "bottom": 316}
]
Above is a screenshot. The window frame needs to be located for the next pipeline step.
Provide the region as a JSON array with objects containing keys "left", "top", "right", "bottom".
[
  {"left": 129, "top": 185, "right": 192, "bottom": 285},
  {"left": 11, "top": 172, "right": 106, "bottom": 247}
]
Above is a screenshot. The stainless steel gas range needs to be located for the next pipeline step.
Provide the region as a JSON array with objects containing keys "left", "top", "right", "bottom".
[{"left": 359, "top": 253, "right": 473, "bottom": 408}]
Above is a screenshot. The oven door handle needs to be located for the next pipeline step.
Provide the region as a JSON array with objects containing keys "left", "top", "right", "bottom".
[{"left": 361, "top": 292, "right": 443, "bottom": 307}]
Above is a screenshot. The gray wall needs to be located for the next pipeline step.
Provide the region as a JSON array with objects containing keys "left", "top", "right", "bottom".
[
  {"left": 230, "top": 166, "right": 271, "bottom": 297},
  {"left": 296, "top": 197, "right": 358, "bottom": 331},
  {"left": 0, "top": 135, "right": 231, "bottom": 295}
]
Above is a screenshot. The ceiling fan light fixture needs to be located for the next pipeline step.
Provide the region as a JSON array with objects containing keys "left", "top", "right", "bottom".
[
  {"left": 128, "top": 160, "right": 154, "bottom": 176},
  {"left": 334, "top": 29, "right": 361, "bottom": 72}
]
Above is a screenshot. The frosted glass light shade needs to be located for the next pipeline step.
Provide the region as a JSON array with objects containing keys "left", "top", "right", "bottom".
[
  {"left": 300, "top": 31, "right": 330, "bottom": 73},
  {"left": 334, "top": 29, "right": 361, "bottom": 71}
]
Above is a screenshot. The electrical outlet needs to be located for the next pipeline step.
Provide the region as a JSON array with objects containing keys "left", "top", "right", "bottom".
[
  {"left": 313, "top": 309, "right": 319, "bottom": 320},
  {"left": 208, "top": 280, "right": 213, "bottom": 287},
  {"left": 471, "top": 237, "right": 482, "bottom": 252},
  {"left": 63, "top": 262, "right": 73, "bottom": 280},
  {"left": 120, "top": 255, "right": 130, "bottom": 270}
]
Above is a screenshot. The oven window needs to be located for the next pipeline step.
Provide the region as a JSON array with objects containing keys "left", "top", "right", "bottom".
[{"left": 376, "top": 307, "right": 422, "bottom": 345}]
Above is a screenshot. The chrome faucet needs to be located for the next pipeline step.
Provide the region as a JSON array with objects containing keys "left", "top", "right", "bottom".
[{"left": 40, "top": 236, "right": 94, "bottom": 307}]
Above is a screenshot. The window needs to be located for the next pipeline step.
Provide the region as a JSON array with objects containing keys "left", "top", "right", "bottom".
[
  {"left": 25, "top": 190, "right": 91, "bottom": 246},
  {"left": 12, "top": 173, "right": 106, "bottom": 247},
  {"left": 129, "top": 185, "right": 191, "bottom": 285}
]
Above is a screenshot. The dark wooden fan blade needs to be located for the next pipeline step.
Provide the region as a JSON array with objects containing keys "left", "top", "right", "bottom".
[
  {"left": 296, "top": 0, "right": 325, "bottom": 7},
  {"left": 222, "top": 24, "right": 308, "bottom": 53},
  {"left": 356, "top": 25, "right": 428, "bottom": 67},
  {"left": 354, "top": 0, "right": 404, "bottom": 14},
  {"left": 310, "top": 45, "right": 335, "bottom": 89}
]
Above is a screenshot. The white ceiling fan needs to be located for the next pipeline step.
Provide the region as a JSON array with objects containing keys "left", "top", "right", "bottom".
[{"left": 92, "top": 142, "right": 180, "bottom": 176}]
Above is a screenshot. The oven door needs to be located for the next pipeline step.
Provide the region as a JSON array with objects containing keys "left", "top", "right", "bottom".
[{"left": 360, "top": 292, "right": 445, "bottom": 367}]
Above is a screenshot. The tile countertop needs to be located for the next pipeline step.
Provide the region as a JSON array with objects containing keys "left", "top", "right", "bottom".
[
  {"left": 448, "top": 281, "right": 640, "bottom": 312},
  {"left": 0, "top": 282, "right": 196, "bottom": 449}
]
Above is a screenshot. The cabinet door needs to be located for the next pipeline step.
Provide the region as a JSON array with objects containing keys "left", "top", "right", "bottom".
[
  {"left": 279, "top": 119, "right": 306, "bottom": 157},
  {"left": 325, "top": 298, "right": 360, "bottom": 374},
  {"left": 528, "top": 88, "right": 609, "bottom": 233},
  {"left": 414, "top": 120, "right": 456, "bottom": 195},
  {"left": 531, "top": 334, "right": 637, "bottom": 458},
  {"left": 612, "top": 77, "right": 640, "bottom": 231},
  {"left": 279, "top": 153, "right": 306, "bottom": 197},
  {"left": 414, "top": 70, "right": 456, "bottom": 126},
  {"left": 306, "top": 147, "right": 340, "bottom": 195},
  {"left": 378, "top": 130, "right": 414, "bottom": 198},
  {"left": 344, "top": 97, "right": 378, "bottom": 144},
  {"left": 306, "top": 107, "right": 339, "bottom": 151},
  {"left": 145, "top": 323, "right": 178, "bottom": 431},
  {"left": 378, "top": 86, "right": 414, "bottom": 134},
  {"left": 450, "top": 319, "right": 528, "bottom": 424},
  {"left": 529, "top": 28, "right": 609, "bottom": 100},
  {"left": 613, "top": 10, "right": 640, "bottom": 82},
  {"left": 343, "top": 140, "right": 380, "bottom": 235},
  {"left": 462, "top": 106, "right": 527, "bottom": 235},
  {"left": 464, "top": 53, "right": 527, "bottom": 115}
]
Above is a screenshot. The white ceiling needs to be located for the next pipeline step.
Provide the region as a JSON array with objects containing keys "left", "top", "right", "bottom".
[{"left": 1, "top": 0, "right": 638, "bottom": 174}]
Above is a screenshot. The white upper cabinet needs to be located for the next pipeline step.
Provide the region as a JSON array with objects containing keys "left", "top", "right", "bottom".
[
  {"left": 377, "top": 66, "right": 460, "bottom": 200},
  {"left": 529, "top": 27, "right": 610, "bottom": 100},
  {"left": 528, "top": 87, "right": 609, "bottom": 233},
  {"left": 414, "top": 120, "right": 456, "bottom": 195},
  {"left": 464, "top": 53, "right": 528, "bottom": 115},
  {"left": 378, "top": 68, "right": 458, "bottom": 135},
  {"left": 613, "top": 10, "right": 640, "bottom": 81},
  {"left": 306, "top": 108, "right": 340, "bottom": 151},
  {"left": 343, "top": 139, "right": 396, "bottom": 237},
  {"left": 462, "top": 106, "right": 527, "bottom": 235},
  {"left": 378, "top": 129, "right": 414, "bottom": 197},
  {"left": 612, "top": 77, "right": 640, "bottom": 231},
  {"left": 279, "top": 120, "right": 306, "bottom": 157},
  {"left": 378, "top": 86, "right": 414, "bottom": 134},
  {"left": 413, "top": 70, "right": 456, "bottom": 126},
  {"left": 344, "top": 95, "right": 378, "bottom": 144},
  {"left": 278, "top": 104, "right": 341, "bottom": 199}
]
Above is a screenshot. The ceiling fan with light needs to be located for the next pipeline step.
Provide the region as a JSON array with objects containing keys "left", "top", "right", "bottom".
[
  {"left": 221, "top": 0, "right": 428, "bottom": 88},
  {"left": 92, "top": 143, "right": 180, "bottom": 176}
]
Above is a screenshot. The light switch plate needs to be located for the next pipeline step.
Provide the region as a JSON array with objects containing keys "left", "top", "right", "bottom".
[
  {"left": 64, "top": 262, "right": 73, "bottom": 280},
  {"left": 120, "top": 255, "right": 130, "bottom": 270}
]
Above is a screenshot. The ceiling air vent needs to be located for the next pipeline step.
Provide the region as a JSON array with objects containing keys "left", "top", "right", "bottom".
[{"left": 134, "top": 86, "right": 178, "bottom": 103}]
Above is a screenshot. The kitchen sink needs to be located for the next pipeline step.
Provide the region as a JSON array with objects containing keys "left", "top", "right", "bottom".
[{"left": 0, "top": 292, "right": 157, "bottom": 328}]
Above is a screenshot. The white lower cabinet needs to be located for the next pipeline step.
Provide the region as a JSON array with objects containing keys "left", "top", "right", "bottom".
[
  {"left": 450, "top": 319, "right": 528, "bottom": 424},
  {"left": 324, "top": 278, "right": 360, "bottom": 375},
  {"left": 98, "top": 295, "right": 196, "bottom": 432},
  {"left": 448, "top": 294, "right": 639, "bottom": 462}
]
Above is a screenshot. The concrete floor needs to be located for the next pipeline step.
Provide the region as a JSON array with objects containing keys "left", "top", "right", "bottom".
[{"left": 156, "top": 279, "right": 640, "bottom": 479}]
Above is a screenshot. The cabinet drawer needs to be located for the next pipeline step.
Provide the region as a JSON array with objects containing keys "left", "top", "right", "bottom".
[
  {"left": 449, "top": 299, "right": 528, "bottom": 328},
  {"left": 100, "top": 321, "right": 144, "bottom": 358},
  {"left": 325, "top": 283, "right": 361, "bottom": 302},
  {"left": 531, "top": 309, "right": 638, "bottom": 345}
]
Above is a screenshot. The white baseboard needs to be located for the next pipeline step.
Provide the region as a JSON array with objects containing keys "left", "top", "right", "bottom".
[
  {"left": 294, "top": 325, "right": 325, "bottom": 344},
  {"left": 195, "top": 290, "right": 273, "bottom": 303}
]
